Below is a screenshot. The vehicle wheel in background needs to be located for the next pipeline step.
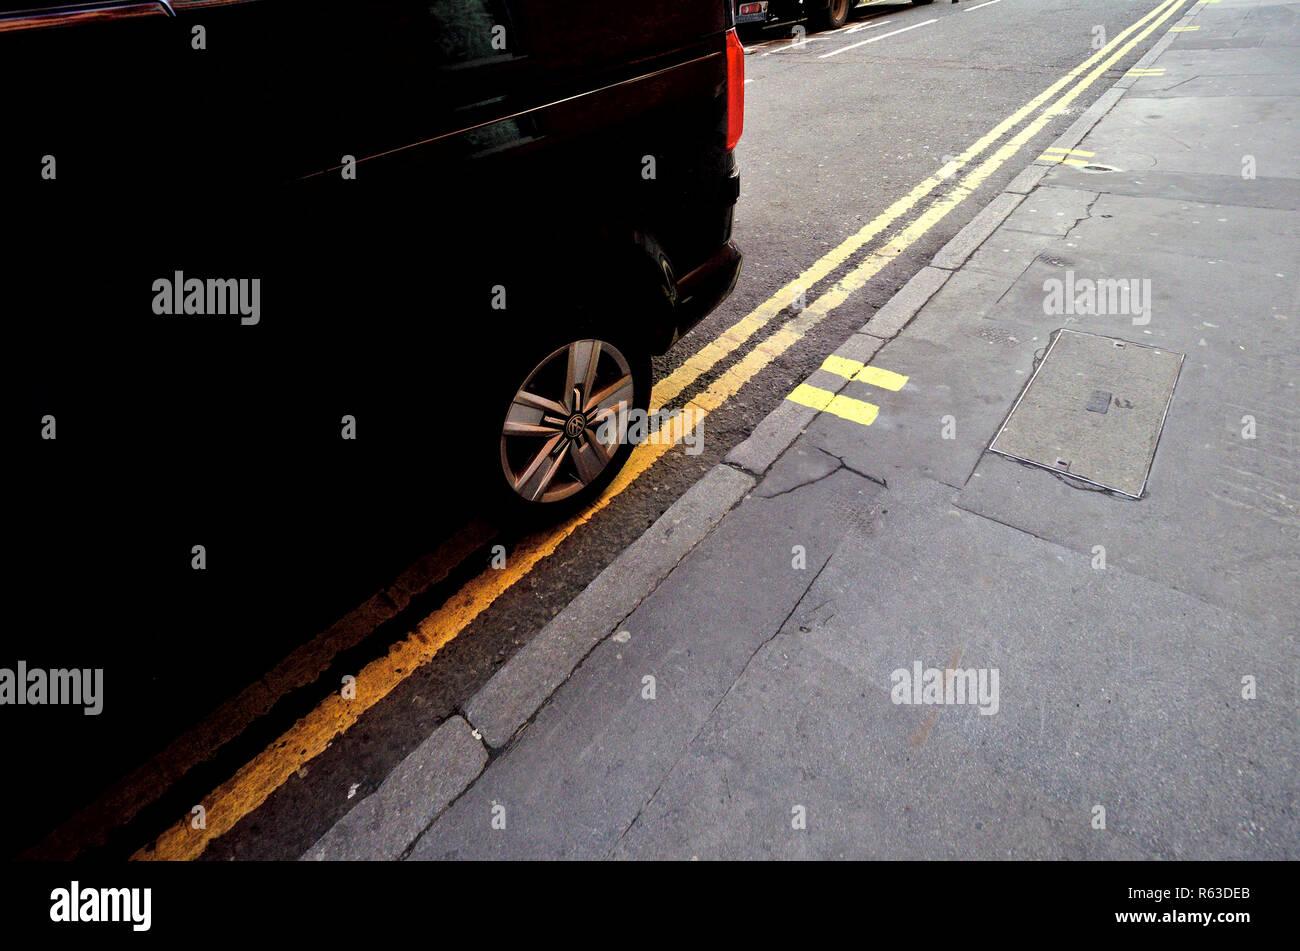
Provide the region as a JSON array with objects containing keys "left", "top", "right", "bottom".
[{"left": 811, "top": 0, "right": 852, "bottom": 31}]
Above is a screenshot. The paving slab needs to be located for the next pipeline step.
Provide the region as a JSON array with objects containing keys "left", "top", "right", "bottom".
[
  {"left": 612, "top": 473, "right": 1296, "bottom": 860},
  {"left": 407, "top": 454, "right": 883, "bottom": 860}
]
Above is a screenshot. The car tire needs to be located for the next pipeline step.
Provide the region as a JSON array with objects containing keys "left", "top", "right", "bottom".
[
  {"left": 491, "top": 331, "right": 652, "bottom": 519},
  {"left": 911, "top": 0, "right": 936, "bottom": 5},
  {"left": 811, "top": 0, "right": 852, "bottom": 31}
]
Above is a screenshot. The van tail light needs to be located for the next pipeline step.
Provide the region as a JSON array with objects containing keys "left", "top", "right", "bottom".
[{"left": 725, "top": 28, "right": 744, "bottom": 151}]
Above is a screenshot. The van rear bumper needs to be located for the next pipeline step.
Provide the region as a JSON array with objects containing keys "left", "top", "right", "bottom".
[{"left": 657, "top": 237, "right": 742, "bottom": 354}]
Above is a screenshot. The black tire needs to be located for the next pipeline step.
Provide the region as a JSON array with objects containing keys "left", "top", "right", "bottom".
[
  {"left": 811, "top": 0, "right": 852, "bottom": 31},
  {"left": 911, "top": 0, "right": 936, "bottom": 5}
]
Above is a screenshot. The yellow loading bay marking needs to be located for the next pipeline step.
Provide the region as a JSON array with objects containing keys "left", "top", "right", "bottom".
[
  {"left": 787, "top": 357, "right": 909, "bottom": 427},
  {"left": 789, "top": 384, "right": 880, "bottom": 426},
  {"left": 1037, "top": 147, "right": 1096, "bottom": 166},
  {"left": 135, "top": 0, "right": 1192, "bottom": 861}
]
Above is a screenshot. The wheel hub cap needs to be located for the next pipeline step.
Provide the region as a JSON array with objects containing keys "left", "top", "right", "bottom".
[
  {"left": 500, "top": 339, "right": 636, "bottom": 503},
  {"left": 564, "top": 413, "right": 587, "bottom": 439}
]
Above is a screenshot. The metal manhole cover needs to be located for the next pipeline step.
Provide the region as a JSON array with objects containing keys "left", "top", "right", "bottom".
[{"left": 989, "top": 329, "right": 1184, "bottom": 498}]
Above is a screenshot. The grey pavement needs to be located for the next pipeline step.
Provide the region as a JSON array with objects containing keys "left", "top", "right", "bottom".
[{"left": 318, "top": 0, "right": 1299, "bottom": 861}]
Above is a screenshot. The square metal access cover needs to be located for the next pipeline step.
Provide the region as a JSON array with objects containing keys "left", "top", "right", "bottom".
[{"left": 989, "top": 329, "right": 1184, "bottom": 498}]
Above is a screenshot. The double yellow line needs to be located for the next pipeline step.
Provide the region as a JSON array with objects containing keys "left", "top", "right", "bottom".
[{"left": 135, "top": 0, "right": 1190, "bottom": 861}]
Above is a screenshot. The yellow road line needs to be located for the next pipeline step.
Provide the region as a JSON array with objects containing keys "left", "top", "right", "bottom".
[
  {"left": 821, "top": 356, "right": 911, "bottom": 391},
  {"left": 816, "top": 355, "right": 909, "bottom": 392},
  {"left": 788, "top": 382, "right": 837, "bottom": 411},
  {"left": 821, "top": 354, "right": 865, "bottom": 379},
  {"left": 1042, "top": 147, "right": 1095, "bottom": 157},
  {"left": 822, "top": 395, "right": 881, "bottom": 427},
  {"left": 855, "top": 365, "right": 909, "bottom": 391},
  {"left": 1038, "top": 155, "right": 1091, "bottom": 166},
  {"left": 649, "top": 0, "right": 1183, "bottom": 410},
  {"left": 135, "top": 0, "right": 1190, "bottom": 861},
  {"left": 28, "top": 520, "right": 498, "bottom": 861},
  {"left": 788, "top": 383, "right": 880, "bottom": 426},
  {"left": 1170, "top": 24, "right": 1200, "bottom": 30}
]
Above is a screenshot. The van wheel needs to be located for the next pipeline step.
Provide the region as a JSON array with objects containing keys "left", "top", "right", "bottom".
[
  {"left": 812, "top": 0, "right": 852, "bottom": 31},
  {"left": 495, "top": 337, "right": 650, "bottom": 514}
]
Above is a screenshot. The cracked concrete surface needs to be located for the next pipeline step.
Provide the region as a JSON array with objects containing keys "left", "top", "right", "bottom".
[{"left": 406, "top": 454, "right": 876, "bottom": 859}]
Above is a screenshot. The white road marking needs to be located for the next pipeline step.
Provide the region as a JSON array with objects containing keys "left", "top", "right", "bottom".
[
  {"left": 818, "top": 18, "right": 938, "bottom": 58},
  {"left": 750, "top": 10, "right": 894, "bottom": 53},
  {"left": 845, "top": 18, "right": 892, "bottom": 34},
  {"left": 763, "top": 36, "right": 828, "bottom": 56},
  {"left": 964, "top": 0, "right": 1005, "bottom": 11}
]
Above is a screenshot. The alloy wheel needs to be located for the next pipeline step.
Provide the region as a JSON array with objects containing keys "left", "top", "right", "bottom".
[{"left": 500, "top": 339, "right": 636, "bottom": 503}]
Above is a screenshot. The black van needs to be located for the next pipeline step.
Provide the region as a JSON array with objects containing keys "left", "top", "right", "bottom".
[
  {"left": 2, "top": 1, "right": 745, "bottom": 862},
  {"left": 3, "top": 0, "right": 744, "bottom": 511}
]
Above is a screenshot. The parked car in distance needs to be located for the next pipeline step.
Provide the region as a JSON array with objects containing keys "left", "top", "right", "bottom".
[
  {"left": 736, "top": 0, "right": 934, "bottom": 34},
  {"left": 735, "top": 1, "right": 771, "bottom": 26}
]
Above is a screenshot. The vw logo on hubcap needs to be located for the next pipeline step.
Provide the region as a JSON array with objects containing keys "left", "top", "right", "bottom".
[{"left": 564, "top": 413, "right": 587, "bottom": 439}]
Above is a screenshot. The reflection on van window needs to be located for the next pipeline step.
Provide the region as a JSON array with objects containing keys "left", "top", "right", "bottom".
[{"left": 427, "top": 0, "right": 513, "bottom": 66}]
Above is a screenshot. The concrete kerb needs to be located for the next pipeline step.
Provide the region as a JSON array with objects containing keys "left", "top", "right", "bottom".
[{"left": 462, "top": 462, "right": 754, "bottom": 749}]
